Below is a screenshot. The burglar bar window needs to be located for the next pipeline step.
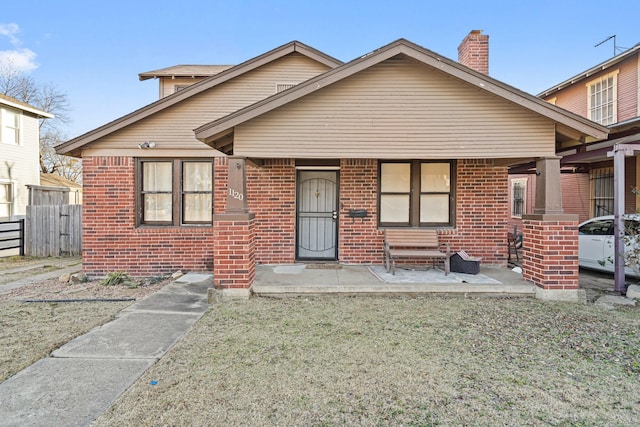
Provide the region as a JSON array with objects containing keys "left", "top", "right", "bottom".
[
  {"left": 511, "top": 178, "right": 526, "bottom": 218},
  {"left": 591, "top": 167, "right": 614, "bottom": 217}
]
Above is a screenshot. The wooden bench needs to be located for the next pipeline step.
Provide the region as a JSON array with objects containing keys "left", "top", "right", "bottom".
[{"left": 384, "top": 229, "right": 451, "bottom": 275}]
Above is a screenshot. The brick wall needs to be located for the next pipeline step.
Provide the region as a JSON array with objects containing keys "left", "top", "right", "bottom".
[
  {"left": 443, "top": 159, "right": 508, "bottom": 265},
  {"left": 213, "top": 215, "right": 256, "bottom": 288},
  {"left": 246, "top": 159, "right": 296, "bottom": 263},
  {"left": 82, "top": 156, "right": 509, "bottom": 277},
  {"left": 82, "top": 156, "right": 216, "bottom": 277},
  {"left": 522, "top": 219, "right": 579, "bottom": 289},
  {"left": 339, "top": 159, "right": 384, "bottom": 262}
]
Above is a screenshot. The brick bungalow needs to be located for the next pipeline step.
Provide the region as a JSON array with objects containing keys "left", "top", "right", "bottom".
[{"left": 56, "top": 31, "right": 608, "bottom": 301}]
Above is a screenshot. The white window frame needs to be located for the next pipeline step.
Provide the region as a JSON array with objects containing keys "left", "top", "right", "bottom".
[
  {"left": 511, "top": 178, "right": 527, "bottom": 219},
  {"left": 586, "top": 70, "right": 619, "bottom": 126},
  {"left": 0, "top": 106, "right": 23, "bottom": 145},
  {"left": 0, "top": 180, "right": 14, "bottom": 219}
]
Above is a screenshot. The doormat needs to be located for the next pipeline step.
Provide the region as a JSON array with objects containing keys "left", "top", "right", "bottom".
[{"left": 306, "top": 264, "right": 343, "bottom": 270}]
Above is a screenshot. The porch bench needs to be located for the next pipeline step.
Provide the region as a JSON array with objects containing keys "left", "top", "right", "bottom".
[{"left": 384, "top": 229, "right": 451, "bottom": 275}]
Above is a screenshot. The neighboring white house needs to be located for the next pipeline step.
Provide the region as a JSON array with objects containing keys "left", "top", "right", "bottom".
[{"left": 0, "top": 94, "right": 53, "bottom": 220}]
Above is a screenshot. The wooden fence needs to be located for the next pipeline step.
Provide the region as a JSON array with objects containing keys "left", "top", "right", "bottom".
[{"left": 25, "top": 205, "right": 82, "bottom": 257}]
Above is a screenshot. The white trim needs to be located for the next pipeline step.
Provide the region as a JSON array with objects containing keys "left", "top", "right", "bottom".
[
  {"left": 0, "top": 97, "right": 53, "bottom": 118},
  {"left": 585, "top": 69, "right": 619, "bottom": 125},
  {"left": 0, "top": 106, "right": 23, "bottom": 146},
  {"left": 0, "top": 179, "right": 15, "bottom": 219}
]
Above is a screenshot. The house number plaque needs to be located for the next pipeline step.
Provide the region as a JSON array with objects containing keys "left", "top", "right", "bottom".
[
  {"left": 228, "top": 188, "right": 244, "bottom": 201},
  {"left": 226, "top": 158, "right": 248, "bottom": 213}
]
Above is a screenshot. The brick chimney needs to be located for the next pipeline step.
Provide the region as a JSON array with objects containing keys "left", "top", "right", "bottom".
[{"left": 458, "top": 30, "right": 489, "bottom": 75}]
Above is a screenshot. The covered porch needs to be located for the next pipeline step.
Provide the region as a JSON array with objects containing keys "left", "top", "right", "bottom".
[{"left": 248, "top": 263, "right": 536, "bottom": 298}]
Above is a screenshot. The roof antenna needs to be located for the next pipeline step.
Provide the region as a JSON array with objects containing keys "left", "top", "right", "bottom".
[{"left": 594, "top": 35, "right": 616, "bottom": 57}]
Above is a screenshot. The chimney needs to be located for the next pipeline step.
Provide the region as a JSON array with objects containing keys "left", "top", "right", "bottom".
[{"left": 458, "top": 30, "right": 489, "bottom": 75}]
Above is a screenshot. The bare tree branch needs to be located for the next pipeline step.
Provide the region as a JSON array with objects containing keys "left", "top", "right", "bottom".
[{"left": 0, "top": 64, "right": 80, "bottom": 183}]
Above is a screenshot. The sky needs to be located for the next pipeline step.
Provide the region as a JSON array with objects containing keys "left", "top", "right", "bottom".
[{"left": 2, "top": 0, "right": 640, "bottom": 139}]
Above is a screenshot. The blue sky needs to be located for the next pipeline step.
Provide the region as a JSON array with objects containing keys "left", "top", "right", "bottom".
[{"left": 2, "top": 0, "right": 640, "bottom": 139}]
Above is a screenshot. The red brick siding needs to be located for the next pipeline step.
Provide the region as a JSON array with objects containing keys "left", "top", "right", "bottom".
[
  {"left": 522, "top": 219, "right": 579, "bottom": 289},
  {"left": 213, "top": 216, "right": 256, "bottom": 288},
  {"left": 441, "top": 159, "right": 508, "bottom": 264},
  {"left": 82, "top": 156, "right": 216, "bottom": 277},
  {"left": 246, "top": 159, "right": 296, "bottom": 263},
  {"left": 339, "top": 159, "right": 384, "bottom": 263},
  {"left": 82, "top": 156, "right": 509, "bottom": 277},
  {"left": 457, "top": 30, "right": 489, "bottom": 75}
]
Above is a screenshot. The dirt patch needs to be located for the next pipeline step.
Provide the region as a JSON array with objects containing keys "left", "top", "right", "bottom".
[
  {"left": 94, "top": 296, "right": 640, "bottom": 426},
  {"left": 0, "top": 276, "right": 170, "bottom": 302},
  {"left": 0, "top": 272, "right": 172, "bottom": 382}
]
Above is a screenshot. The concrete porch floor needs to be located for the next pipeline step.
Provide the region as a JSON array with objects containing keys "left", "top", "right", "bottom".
[{"left": 252, "top": 263, "right": 536, "bottom": 297}]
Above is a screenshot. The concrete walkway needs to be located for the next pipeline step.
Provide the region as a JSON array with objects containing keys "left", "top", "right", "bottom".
[{"left": 0, "top": 272, "right": 212, "bottom": 427}]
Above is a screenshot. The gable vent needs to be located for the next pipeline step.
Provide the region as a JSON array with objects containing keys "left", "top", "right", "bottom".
[{"left": 276, "top": 82, "right": 297, "bottom": 93}]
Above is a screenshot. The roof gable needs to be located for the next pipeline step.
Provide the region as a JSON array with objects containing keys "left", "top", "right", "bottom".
[
  {"left": 0, "top": 93, "right": 53, "bottom": 118},
  {"left": 195, "top": 39, "right": 608, "bottom": 145},
  {"left": 538, "top": 43, "right": 640, "bottom": 97},
  {"left": 56, "top": 41, "right": 343, "bottom": 156}
]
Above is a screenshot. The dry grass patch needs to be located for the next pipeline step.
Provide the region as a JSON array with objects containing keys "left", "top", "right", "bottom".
[
  {"left": 0, "top": 301, "right": 132, "bottom": 382},
  {"left": 95, "top": 296, "right": 640, "bottom": 426}
]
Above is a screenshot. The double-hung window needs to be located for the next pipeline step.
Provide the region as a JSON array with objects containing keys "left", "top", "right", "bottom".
[
  {"left": 587, "top": 70, "right": 618, "bottom": 125},
  {"left": 1, "top": 107, "right": 21, "bottom": 145},
  {"left": 379, "top": 160, "right": 454, "bottom": 227},
  {"left": 139, "top": 159, "right": 213, "bottom": 226},
  {"left": 0, "top": 182, "right": 12, "bottom": 219}
]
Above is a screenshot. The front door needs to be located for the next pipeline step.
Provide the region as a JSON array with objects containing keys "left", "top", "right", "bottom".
[{"left": 296, "top": 170, "right": 338, "bottom": 260}]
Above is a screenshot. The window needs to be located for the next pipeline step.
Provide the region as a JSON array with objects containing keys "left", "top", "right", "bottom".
[
  {"left": 138, "top": 159, "right": 213, "bottom": 226},
  {"left": 590, "top": 167, "right": 614, "bottom": 217},
  {"left": 0, "top": 182, "right": 12, "bottom": 219},
  {"left": 379, "top": 160, "right": 454, "bottom": 227},
  {"left": 511, "top": 178, "right": 527, "bottom": 218},
  {"left": 587, "top": 71, "right": 618, "bottom": 125},
  {"left": 1, "top": 107, "right": 21, "bottom": 145}
]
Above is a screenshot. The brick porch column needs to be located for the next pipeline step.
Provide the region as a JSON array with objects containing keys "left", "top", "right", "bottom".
[
  {"left": 522, "top": 157, "right": 584, "bottom": 302},
  {"left": 211, "top": 157, "right": 255, "bottom": 301}
]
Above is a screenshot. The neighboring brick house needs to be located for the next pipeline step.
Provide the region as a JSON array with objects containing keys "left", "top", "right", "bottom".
[
  {"left": 509, "top": 42, "right": 640, "bottom": 231},
  {"left": 0, "top": 94, "right": 53, "bottom": 220},
  {"left": 57, "top": 32, "right": 607, "bottom": 301}
]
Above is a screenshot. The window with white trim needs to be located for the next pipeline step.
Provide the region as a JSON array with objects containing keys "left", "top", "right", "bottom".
[
  {"left": 511, "top": 178, "right": 527, "bottom": 218},
  {"left": 1, "top": 107, "right": 21, "bottom": 145},
  {"left": 379, "top": 160, "right": 455, "bottom": 227},
  {"left": 138, "top": 159, "right": 213, "bottom": 226},
  {"left": 586, "top": 70, "right": 618, "bottom": 125},
  {"left": 0, "top": 182, "right": 12, "bottom": 219}
]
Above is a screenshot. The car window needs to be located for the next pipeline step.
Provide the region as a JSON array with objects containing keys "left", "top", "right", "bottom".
[{"left": 579, "top": 219, "right": 613, "bottom": 236}]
